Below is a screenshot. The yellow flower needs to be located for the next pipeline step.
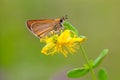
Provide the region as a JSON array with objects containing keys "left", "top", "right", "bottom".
[{"left": 40, "top": 30, "right": 86, "bottom": 57}]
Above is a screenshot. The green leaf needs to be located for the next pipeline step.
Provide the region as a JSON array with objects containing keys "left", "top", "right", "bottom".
[
  {"left": 63, "top": 21, "right": 78, "bottom": 36},
  {"left": 98, "top": 68, "right": 108, "bottom": 80},
  {"left": 93, "top": 49, "right": 108, "bottom": 68},
  {"left": 84, "top": 60, "right": 94, "bottom": 69},
  {"left": 67, "top": 68, "right": 89, "bottom": 78}
]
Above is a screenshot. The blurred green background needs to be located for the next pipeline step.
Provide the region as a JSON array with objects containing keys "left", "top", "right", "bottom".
[{"left": 1, "top": 0, "right": 120, "bottom": 80}]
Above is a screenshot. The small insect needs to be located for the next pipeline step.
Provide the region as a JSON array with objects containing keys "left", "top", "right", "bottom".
[{"left": 26, "top": 16, "right": 67, "bottom": 38}]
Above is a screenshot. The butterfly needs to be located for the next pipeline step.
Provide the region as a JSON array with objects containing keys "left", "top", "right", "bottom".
[{"left": 26, "top": 16, "right": 67, "bottom": 38}]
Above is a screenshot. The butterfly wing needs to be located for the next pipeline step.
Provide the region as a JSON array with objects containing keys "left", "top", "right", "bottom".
[{"left": 26, "top": 20, "right": 57, "bottom": 38}]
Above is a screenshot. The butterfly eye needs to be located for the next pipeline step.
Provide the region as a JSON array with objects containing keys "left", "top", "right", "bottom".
[{"left": 60, "top": 19, "right": 63, "bottom": 23}]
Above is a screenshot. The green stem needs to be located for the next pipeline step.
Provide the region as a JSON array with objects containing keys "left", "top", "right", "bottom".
[{"left": 79, "top": 43, "right": 97, "bottom": 80}]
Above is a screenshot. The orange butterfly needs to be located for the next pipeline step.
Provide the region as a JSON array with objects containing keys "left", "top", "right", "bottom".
[{"left": 26, "top": 16, "right": 67, "bottom": 38}]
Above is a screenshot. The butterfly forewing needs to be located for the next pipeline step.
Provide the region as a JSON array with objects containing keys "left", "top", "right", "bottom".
[{"left": 26, "top": 19, "right": 61, "bottom": 38}]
